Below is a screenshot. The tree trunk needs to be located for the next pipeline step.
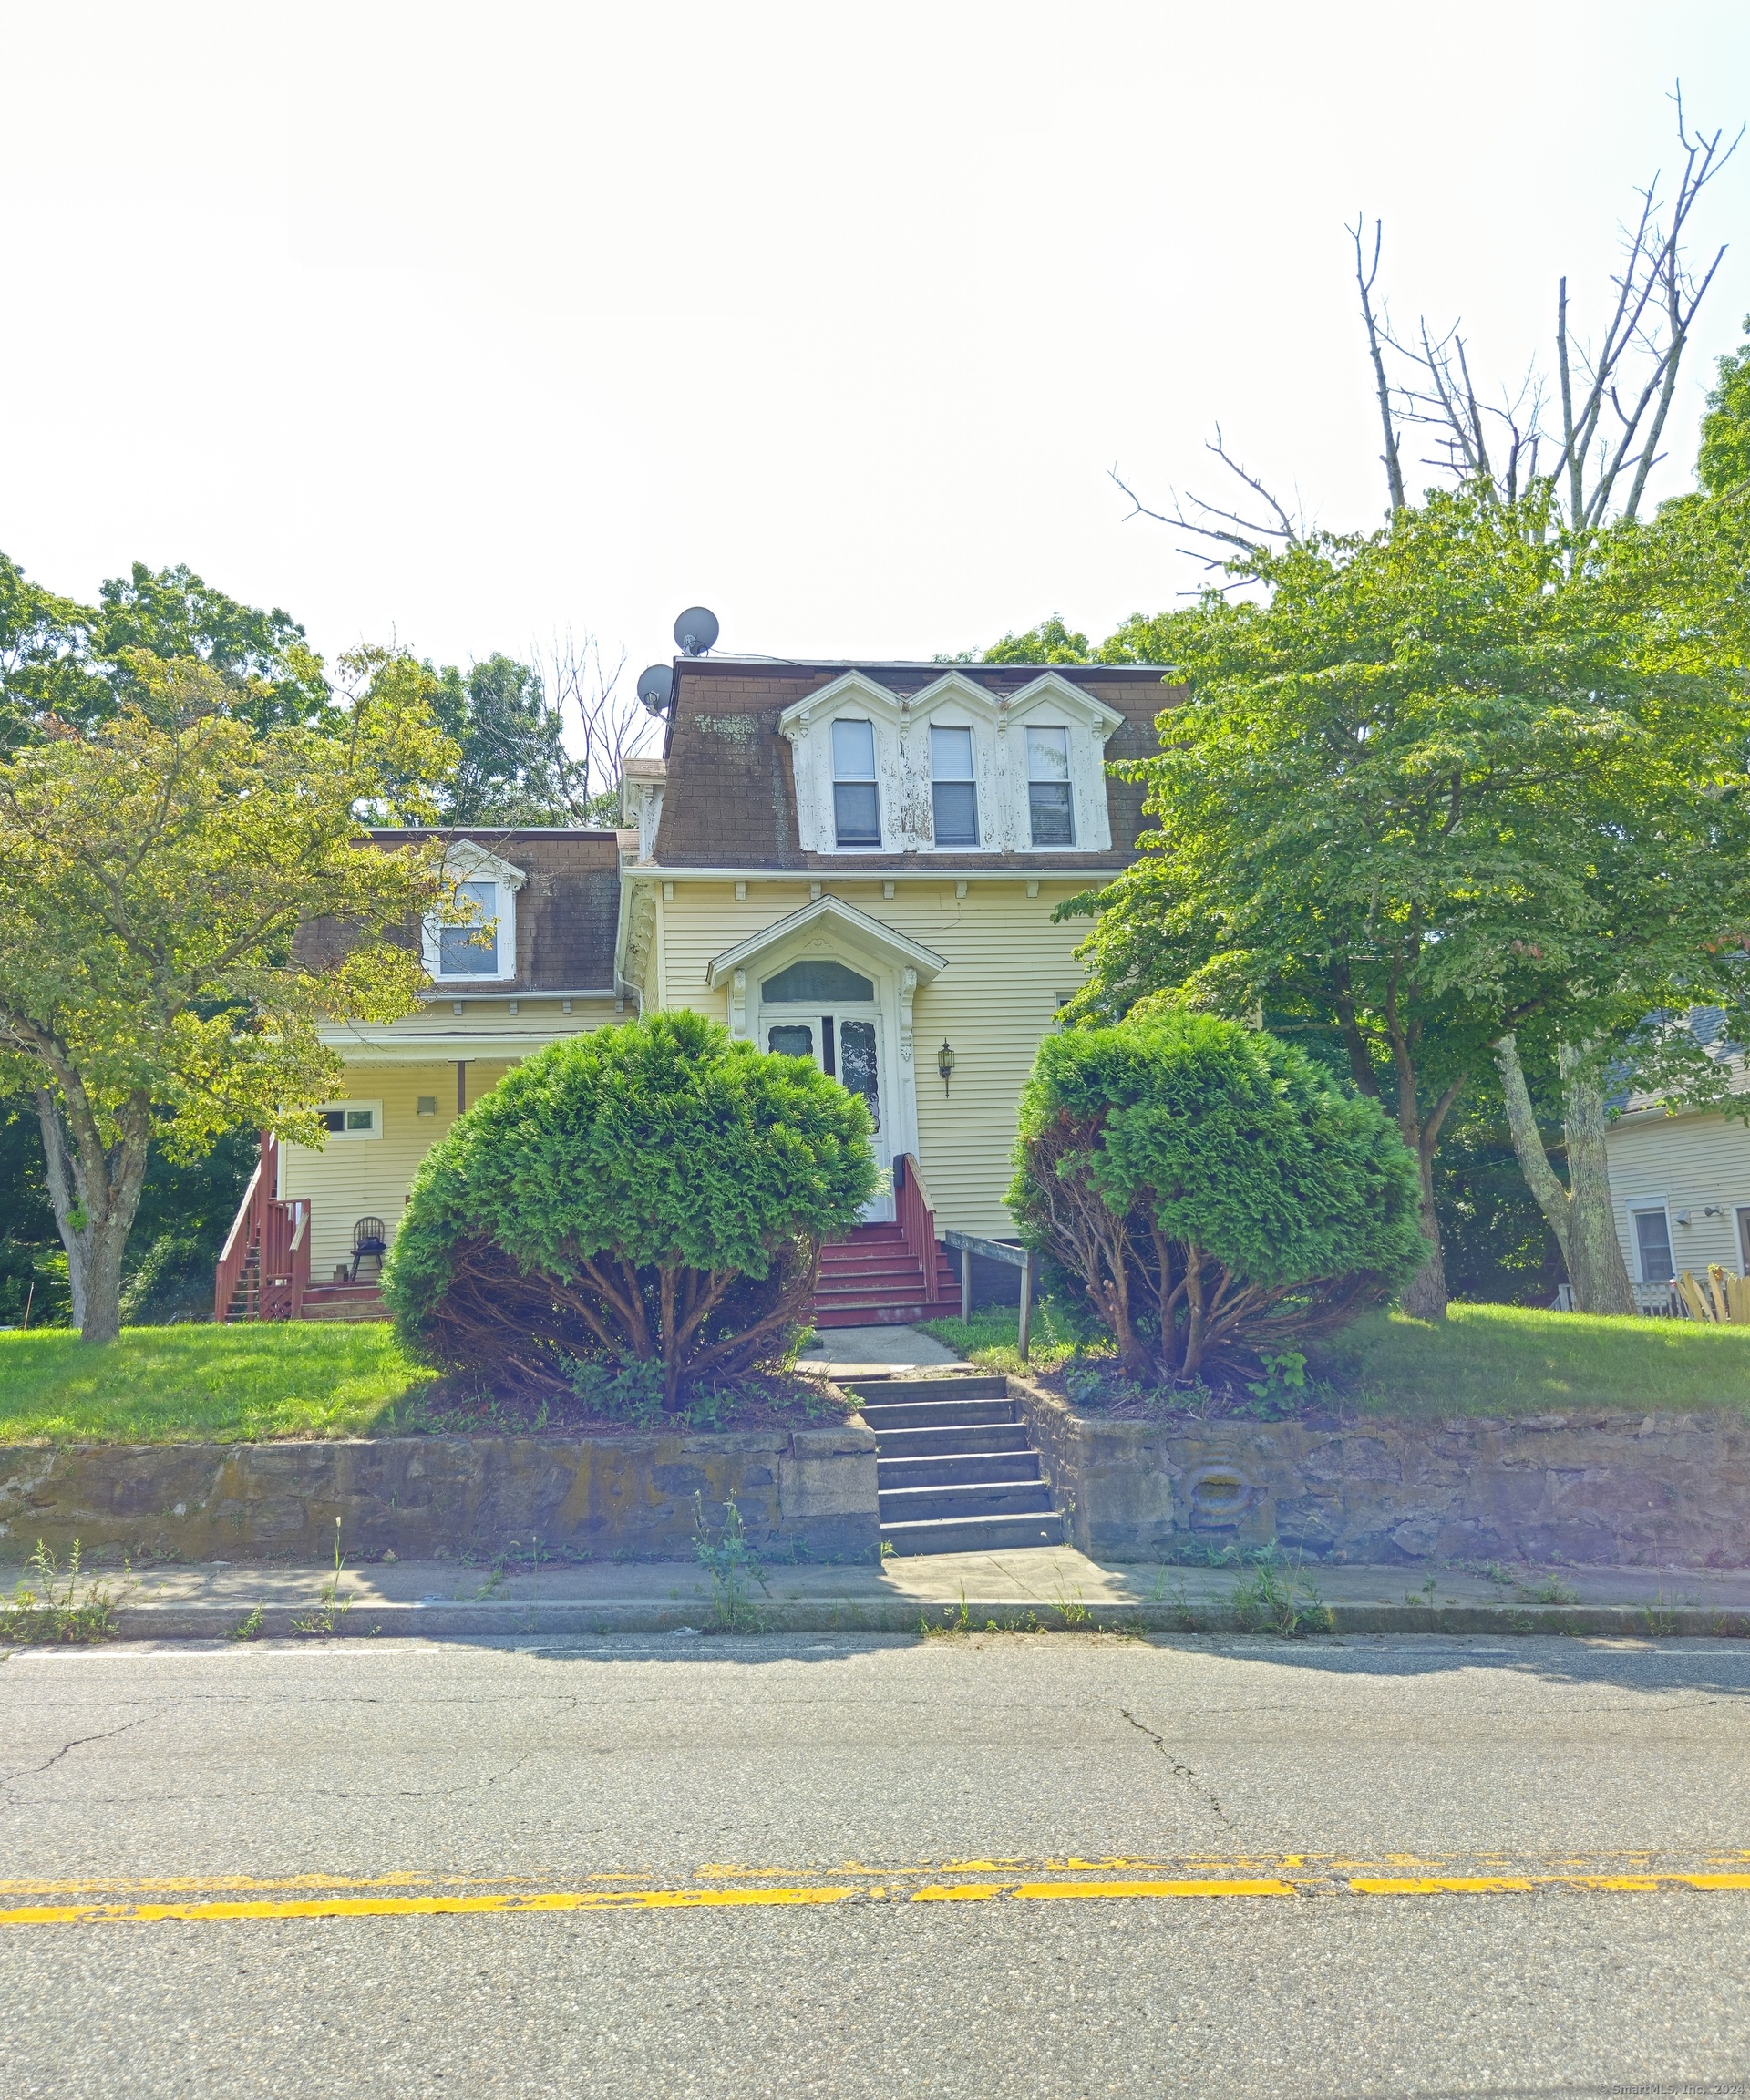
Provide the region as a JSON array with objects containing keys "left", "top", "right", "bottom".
[
  {"left": 34, "top": 1086, "right": 149, "bottom": 1344},
  {"left": 1492, "top": 1035, "right": 1634, "bottom": 1315},
  {"left": 1559, "top": 1044, "right": 1635, "bottom": 1316},
  {"left": 1399, "top": 1135, "right": 1448, "bottom": 1321}
]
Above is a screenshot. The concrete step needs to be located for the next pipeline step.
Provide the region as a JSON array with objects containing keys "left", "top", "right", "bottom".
[
  {"left": 869, "top": 1422, "right": 1035, "bottom": 1460},
  {"left": 879, "top": 1479, "right": 1055, "bottom": 1522},
  {"left": 880, "top": 1511, "right": 1065, "bottom": 1556},
  {"left": 877, "top": 1451, "right": 1043, "bottom": 1489},
  {"left": 846, "top": 1375, "right": 1010, "bottom": 1404},
  {"left": 858, "top": 1399, "right": 1018, "bottom": 1431},
  {"left": 813, "top": 1302, "right": 942, "bottom": 1329}
]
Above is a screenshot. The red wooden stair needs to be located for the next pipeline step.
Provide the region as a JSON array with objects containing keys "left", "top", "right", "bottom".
[{"left": 812, "top": 1157, "right": 961, "bottom": 1328}]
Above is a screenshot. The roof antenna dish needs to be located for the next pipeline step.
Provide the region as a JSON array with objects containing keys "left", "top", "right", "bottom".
[
  {"left": 674, "top": 605, "right": 719, "bottom": 657},
  {"left": 636, "top": 664, "right": 675, "bottom": 717}
]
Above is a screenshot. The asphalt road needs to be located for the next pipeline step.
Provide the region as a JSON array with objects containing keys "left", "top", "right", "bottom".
[{"left": 4, "top": 1630, "right": 1749, "bottom": 2098}]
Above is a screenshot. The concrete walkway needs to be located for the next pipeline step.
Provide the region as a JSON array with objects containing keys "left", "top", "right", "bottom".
[
  {"left": 797, "top": 1323, "right": 962, "bottom": 1376},
  {"left": 37, "top": 1543, "right": 1750, "bottom": 1642}
]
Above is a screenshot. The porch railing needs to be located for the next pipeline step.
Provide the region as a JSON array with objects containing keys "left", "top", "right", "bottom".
[
  {"left": 213, "top": 1134, "right": 310, "bottom": 1323},
  {"left": 893, "top": 1152, "right": 939, "bottom": 1300}
]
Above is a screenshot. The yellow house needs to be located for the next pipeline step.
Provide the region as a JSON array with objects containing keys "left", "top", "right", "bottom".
[{"left": 216, "top": 654, "right": 1173, "bottom": 1324}]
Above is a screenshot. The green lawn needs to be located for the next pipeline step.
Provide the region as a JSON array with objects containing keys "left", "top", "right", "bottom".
[
  {"left": 924, "top": 1301, "right": 1750, "bottom": 1418},
  {"left": 1317, "top": 1303, "right": 1750, "bottom": 1419},
  {"left": 0, "top": 1325, "right": 438, "bottom": 1444}
]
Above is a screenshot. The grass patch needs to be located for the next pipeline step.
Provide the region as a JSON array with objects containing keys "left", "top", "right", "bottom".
[
  {"left": 1312, "top": 1302, "right": 1750, "bottom": 1419},
  {"left": 928, "top": 1298, "right": 1750, "bottom": 1420},
  {"left": 915, "top": 1302, "right": 1080, "bottom": 1374},
  {"left": 0, "top": 1324, "right": 438, "bottom": 1445}
]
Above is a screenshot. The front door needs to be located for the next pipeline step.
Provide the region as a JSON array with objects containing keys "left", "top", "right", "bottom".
[{"left": 756, "top": 962, "right": 886, "bottom": 1226}]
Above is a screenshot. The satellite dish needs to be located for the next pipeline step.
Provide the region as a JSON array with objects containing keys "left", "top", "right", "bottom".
[
  {"left": 636, "top": 664, "right": 674, "bottom": 716},
  {"left": 674, "top": 605, "right": 719, "bottom": 656}
]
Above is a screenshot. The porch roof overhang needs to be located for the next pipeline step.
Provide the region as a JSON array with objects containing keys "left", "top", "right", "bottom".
[{"left": 705, "top": 894, "right": 949, "bottom": 991}]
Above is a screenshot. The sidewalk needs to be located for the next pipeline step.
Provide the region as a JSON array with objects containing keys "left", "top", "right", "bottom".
[{"left": 46, "top": 1544, "right": 1750, "bottom": 1641}]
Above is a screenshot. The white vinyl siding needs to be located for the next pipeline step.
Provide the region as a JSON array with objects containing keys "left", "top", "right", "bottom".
[{"left": 1604, "top": 1108, "right": 1750, "bottom": 1284}]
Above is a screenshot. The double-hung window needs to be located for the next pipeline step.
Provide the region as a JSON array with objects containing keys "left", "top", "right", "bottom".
[
  {"left": 1632, "top": 1205, "right": 1675, "bottom": 1284},
  {"left": 831, "top": 719, "right": 880, "bottom": 847},
  {"left": 1026, "top": 726, "right": 1074, "bottom": 846},
  {"left": 439, "top": 880, "right": 499, "bottom": 975},
  {"left": 930, "top": 726, "right": 978, "bottom": 847}
]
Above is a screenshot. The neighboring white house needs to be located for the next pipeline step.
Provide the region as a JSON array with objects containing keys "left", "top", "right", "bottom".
[{"left": 1603, "top": 1011, "right": 1750, "bottom": 1292}]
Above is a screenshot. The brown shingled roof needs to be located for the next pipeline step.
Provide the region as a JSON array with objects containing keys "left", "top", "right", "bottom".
[
  {"left": 295, "top": 828, "right": 622, "bottom": 992},
  {"left": 652, "top": 661, "right": 1177, "bottom": 870}
]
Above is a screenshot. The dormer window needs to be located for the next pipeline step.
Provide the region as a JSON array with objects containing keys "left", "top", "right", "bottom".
[
  {"left": 420, "top": 843, "right": 524, "bottom": 984},
  {"left": 831, "top": 719, "right": 880, "bottom": 847},
  {"left": 439, "top": 880, "right": 499, "bottom": 975},
  {"left": 930, "top": 726, "right": 978, "bottom": 847},
  {"left": 1026, "top": 726, "right": 1074, "bottom": 846}
]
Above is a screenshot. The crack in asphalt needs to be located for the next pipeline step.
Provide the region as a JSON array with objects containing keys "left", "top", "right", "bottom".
[
  {"left": 1, "top": 1713, "right": 153, "bottom": 1796},
  {"left": 1119, "top": 1705, "right": 1234, "bottom": 1829}
]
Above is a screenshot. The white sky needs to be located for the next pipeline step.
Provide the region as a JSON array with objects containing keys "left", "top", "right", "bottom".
[{"left": 5, "top": 2, "right": 1749, "bottom": 688}]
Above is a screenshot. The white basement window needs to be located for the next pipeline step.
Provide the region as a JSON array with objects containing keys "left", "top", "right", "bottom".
[
  {"left": 930, "top": 725, "right": 978, "bottom": 848},
  {"left": 831, "top": 719, "right": 881, "bottom": 848},
  {"left": 1026, "top": 725, "right": 1074, "bottom": 846}
]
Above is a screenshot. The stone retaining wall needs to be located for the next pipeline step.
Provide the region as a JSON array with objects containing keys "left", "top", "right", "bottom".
[
  {"left": 1011, "top": 1378, "right": 1750, "bottom": 1568},
  {"left": 0, "top": 1421, "right": 879, "bottom": 1566}
]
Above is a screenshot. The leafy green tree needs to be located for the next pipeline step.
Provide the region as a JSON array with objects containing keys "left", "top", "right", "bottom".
[
  {"left": 430, "top": 653, "right": 580, "bottom": 823},
  {"left": 1010, "top": 1008, "right": 1425, "bottom": 1383},
  {"left": 1699, "top": 314, "right": 1750, "bottom": 497},
  {"left": 0, "top": 652, "right": 453, "bottom": 1342},
  {"left": 0, "top": 551, "right": 335, "bottom": 740},
  {"left": 1062, "top": 485, "right": 1750, "bottom": 1318},
  {"left": 385, "top": 1011, "right": 878, "bottom": 1408},
  {"left": 980, "top": 616, "right": 1093, "bottom": 664},
  {"left": 0, "top": 553, "right": 102, "bottom": 745},
  {"left": 93, "top": 562, "right": 334, "bottom": 729}
]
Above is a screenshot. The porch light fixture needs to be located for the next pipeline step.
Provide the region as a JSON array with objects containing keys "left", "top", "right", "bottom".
[{"left": 937, "top": 1039, "right": 955, "bottom": 1096}]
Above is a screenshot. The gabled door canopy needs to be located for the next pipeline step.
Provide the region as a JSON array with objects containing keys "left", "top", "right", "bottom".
[{"left": 705, "top": 894, "right": 948, "bottom": 991}]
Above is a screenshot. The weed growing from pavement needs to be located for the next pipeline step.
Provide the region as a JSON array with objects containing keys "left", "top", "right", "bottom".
[
  {"left": 227, "top": 1603, "right": 267, "bottom": 1642},
  {"left": 1642, "top": 1594, "right": 1679, "bottom": 1638},
  {"left": 693, "top": 1495, "right": 769, "bottom": 1632},
  {"left": 1230, "top": 1554, "right": 1334, "bottom": 1637},
  {"left": 0, "top": 1540, "right": 130, "bottom": 1643},
  {"left": 291, "top": 1518, "right": 376, "bottom": 1637}
]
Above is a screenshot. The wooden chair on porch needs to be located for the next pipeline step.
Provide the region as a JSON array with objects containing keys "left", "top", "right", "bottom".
[{"left": 350, "top": 1217, "right": 388, "bottom": 1282}]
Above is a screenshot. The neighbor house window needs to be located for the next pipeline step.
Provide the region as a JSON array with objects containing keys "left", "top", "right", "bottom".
[
  {"left": 1026, "top": 726, "right": 1074, "bottom": 845},
  {"left": 440, "top": 880, "right": 499, "bottom": 975},
  {"left": 930, "top": 725, "right": 978, "bottom": 847},
  {"left": 831, "top": 719, "right": 880, "bottom": 847},
  {"left": 317, "top": 1101, "right": 382, "bottom": 1140},
  {"left": 1632, "top": 1205, "right": 1674, "bottom": 1283}
]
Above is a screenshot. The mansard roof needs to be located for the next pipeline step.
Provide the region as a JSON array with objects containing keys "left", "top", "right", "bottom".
[{"left": 649, "top": 658, "right": 1178, "bottom": 871}]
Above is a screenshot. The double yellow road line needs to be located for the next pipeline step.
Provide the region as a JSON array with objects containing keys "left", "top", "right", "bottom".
[{"left": 4, "top": 1860, "right": 1749, "bottom": 1926}]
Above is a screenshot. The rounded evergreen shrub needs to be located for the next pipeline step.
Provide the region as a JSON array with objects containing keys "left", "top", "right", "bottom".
[
  {"left": 383, "top": 1010, "right": 877, "bottom": 1407},
  {"left": 1008, "top": 1007, "right": 1426, "bottom": 1385}
]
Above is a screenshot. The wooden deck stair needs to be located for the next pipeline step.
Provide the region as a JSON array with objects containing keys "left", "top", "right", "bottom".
[
  {"left": 814, "top": 1222, "right": 960, "bottom": 1328},
  {"left": 811, "top": 1152, "right": 961, "bottom": 1330}
]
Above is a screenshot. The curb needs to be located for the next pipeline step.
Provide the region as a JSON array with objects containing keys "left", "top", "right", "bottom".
[{"left": 68, "top": 1597, "right": 1750, "bottom": 1642}]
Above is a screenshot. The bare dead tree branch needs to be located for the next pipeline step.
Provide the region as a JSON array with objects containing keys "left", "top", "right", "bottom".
[
  {"left": 533, "top": 629, "right": 651, "bottom": 821},
  {"left": 1351, "top": 216, "right": 1406, "bottom": 513}
]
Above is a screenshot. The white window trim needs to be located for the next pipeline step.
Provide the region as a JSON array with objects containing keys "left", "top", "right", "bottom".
[
  {"left": 777, "top": 670, "right": 1123, "bottom": 856},
  {"left": 316, "top": 1099, "right": 385, "bottom": 1141},
  {"left": 421, "top": 843, "right": 526, "bottom": 983},
  {"left": 1627, "top": 1199, "right": 1676, "bottom": 1283}
]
